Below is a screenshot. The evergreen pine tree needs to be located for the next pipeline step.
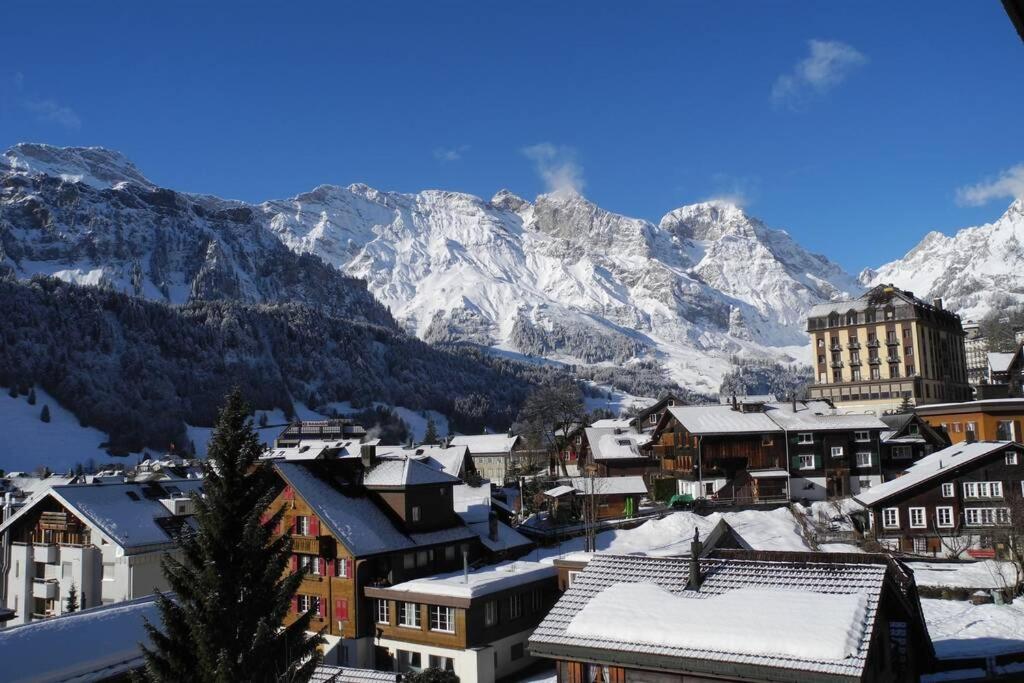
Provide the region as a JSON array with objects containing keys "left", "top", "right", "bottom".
[
  {"left": 40, "top": 404, "right": 51, "bottom": 423},
  {"left": 65, "top": 582, "right": 78, "bottom": 613},
  {"left": 27, "top": 387, "right": 36, "bottom": 405},
  {"left": 7, "top": 386, "right": 16, "bottom": 399},
  {"left": 140, "top": 389, "right": 323, "bottom": 682},
  {"left": 423, "top": 417, "right": 439, "bottom": 445}
]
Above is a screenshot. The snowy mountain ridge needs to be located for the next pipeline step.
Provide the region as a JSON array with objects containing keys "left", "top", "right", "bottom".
[
  {"left": 861, "top": 199, "right": 1024, "bottom": 321},
  {"left": 3, "top": 143, "right": 864, "bottom": 392}
]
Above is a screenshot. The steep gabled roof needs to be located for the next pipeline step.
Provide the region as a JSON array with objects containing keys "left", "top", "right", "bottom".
[
  {"left": 449, "top": 433, "right": 518, "bottom": 455},
  {"left": 584, "top": 427, "right": 651, "bottom": 461},
  {"left": 855, "top": 441, "right": 1015, "bottom": 507},
  {"left": 274, "top": 462, "right": 474, "bottom": 557},
  {"left": 530, "top": 553, "right": 889, "bottom": 681}
]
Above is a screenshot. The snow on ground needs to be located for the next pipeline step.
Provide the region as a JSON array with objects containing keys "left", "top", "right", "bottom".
[
  {"left": 0, "top": 386, "right": 139, "bottom": 473},
  {"left": 719, "top": 507, "right": 813, "bottom": 551},
  {"left": 908, "top": 561, "right": 1020, "bottom": 590},
  {"left": 513, "top": 667, "right": 556, "bottom": 683},
  {"left": 800, "top": 498, "right": 863, "bottom": 532},
  {"left": 581, "top": 382, "right": 655, "bottom": 416},
  {"left": 323, "top": 401, "right": 450, "bottom": 442},
  {"left": 921, "top": 598, "right": 1024, "bottom": 659}
]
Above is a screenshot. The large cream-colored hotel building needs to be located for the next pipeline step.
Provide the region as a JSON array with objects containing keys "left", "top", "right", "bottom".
[{"left": 806, "top": 285, "right": 971, "bottom": 413}]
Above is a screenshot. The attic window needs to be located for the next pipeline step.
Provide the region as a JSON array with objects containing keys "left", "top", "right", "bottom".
[{"left": 125, "top": 491, "right": 140, "bottom": 501}]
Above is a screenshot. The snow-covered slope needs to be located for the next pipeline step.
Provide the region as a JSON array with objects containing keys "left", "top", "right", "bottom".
[
  {"left": 263, "top": 188, "right": 859, "bottom": 391},
  {"left": 861, "top": 200, "right": 1024, "bottom": 321},
  {"left": 2, "top": 144, "right": 861, "bottom": 392}
]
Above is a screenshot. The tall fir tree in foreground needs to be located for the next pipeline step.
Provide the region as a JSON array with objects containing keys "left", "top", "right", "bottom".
[{"left": 140, "top": 389, "right": 323, "bottom": 682}]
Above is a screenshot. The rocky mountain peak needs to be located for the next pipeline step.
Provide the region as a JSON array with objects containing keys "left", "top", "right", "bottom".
[
  {"left": 2, "top": 143, "right": 155, "bottom": 189},
  {"left": 659, "top": 200, "right": 758, "bottom": 241},
  {"left": 490, "top": 189, "right": 530, "bottom": 212}
]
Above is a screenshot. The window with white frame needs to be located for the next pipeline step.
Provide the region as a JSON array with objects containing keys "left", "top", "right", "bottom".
[
  {"left": 855, "top": 452, "right": 872, "bottom": 468},
  {"left": 941, "top": 483, "right": 954, "bottom": 498},
  {"left": 996, "top": 508, "right": 1011, "bottom": 525},
  {"left": 297, "top": 594, "right": 319, "bottom": 614},
  {"left": 295, "top": 515, "right": 310, "bottom": 536},
  {"left": 429, "top": 605, "right": 454, "bottom": 632},
  {"left": 1007, "top": 451, "right": 1019, "bottom": 465},
  {"left": 484, "top": 600, "right": 498, "bottom": 626},
  {"left": 649, "top": 414, "right": 658, "bottom": 425},
  {"left": 799, "top": 454, "right": 814, "bottom": 470},
  {"left": 936, "top": 506, "right": 954, "bottom": 528},
  {"left": 892, "top": 445, "right": 912, "bottom": 459},
  {"left": 399, "top": 602, "right": 420, "bottom": 628},
  {"left": 797, "top": 433, "right": 813, "bottom": 445},
  {"left": 854, "top": 431, "right": 871, "bottom": 442},
  {"left": 509, "top": 594, "right": 523, "bottom": 619},
  {"left": 909, "top": 507, "right": 926, "bottom": 528},
  {"left": 913, "top": 537, "right": 927, "bottom": 554},
  {"left": 299, "top": 554, "right": 320, "bottom": 575},
  {"left": 964, "top": 508, "right": 1009, "bottom": 526},
  {"left": 831, "top": 446, "right": 844, "bottom": 458},
  {"left": 882, "top": 508, "right": 899, "bottom": 529},
  {"left": 335, "top": 557, "right": 349, "bottom": 578},
  {"left": 376, "top": 599, "right": 390, "bottom": 624},
  {"left": 963, "top": 482, "right": 1004, "bottom": 499}
]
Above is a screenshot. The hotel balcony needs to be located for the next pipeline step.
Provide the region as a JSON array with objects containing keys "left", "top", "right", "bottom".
[
  {"left": 886, "top": 339, "right": 900, "bottom": 346},
  {"left": 868, "top": 357, "right": 881, "bottom": 365},
  {"left": 847, "top": 341, "right": 861, "bottom": 350},
  {"left": 848, "top": 359, "right": 862, "bottom": 366},
  {"left": 32, "top": 578, "right": 58, "bottom": 600},
  {"left": 831, "top": 361, "right": 844, "bottom": 369},
  {"left": 886, "top": 356, "right": 901, "bottom": 364},
  {"left": 830, "top": 344, "right": 842, "bottom": 351},
  {"left": 867, "top": 340, "right": 881, "bottom": 348}
]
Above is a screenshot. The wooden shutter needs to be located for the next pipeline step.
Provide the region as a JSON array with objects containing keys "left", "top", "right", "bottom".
[
  {"left": 326, "top": 558, "right": 335, "bottom": 577},
  {"left": 292, "top": 595, "right": 299, "bottom": 614},
  {"left": 290, "top": 555, "right": 298, "bottom": 572},
  {"left": 335, "top": 598, "right": 349, "bottom": 621},
  {"left": 289, "top": 516, "right": 297, "bottom": 534},
  {"left": 310, "top": 516, "right": 320, "bottom": 536},
  {"left": 566, "top": 661, "right": 583, "bottom": 683},
  {"left": 283, "top": 485, "right": 294, "bottom": 501}
]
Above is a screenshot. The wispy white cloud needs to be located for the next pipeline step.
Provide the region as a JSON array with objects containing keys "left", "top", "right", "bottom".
[
  {"left": 434, "top": 144, "right": 469, "bottom": 162},
  {"left": 956, "top": 164, "right": 1024, "bottom": 206},
  {"left": 701, "top": 173, "right": 760, "bottom": 208},
  {"left": 522, "top": 142, "right": 584, "bottom": 194},
  {"left": 9, "top": 71, "right": 82, "bottom": 130},
  {"left": 772, "top": 39, "right": 866, "bottom": 108}
]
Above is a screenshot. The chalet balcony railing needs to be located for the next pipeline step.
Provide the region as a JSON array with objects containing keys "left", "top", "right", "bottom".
[
  {"left": 831, "top": 361, "right": 844, "bottom": 369},
  {"left": 847, "top": 341, "right": 861, "bottom": 350},
  {"left": 292, "top": 535, "right": 336, "bottom": 557},
  {"left": 867, "top": 340, "right": 881, "bottom": 348},
  {"left": 868, "top": 357, "right": 881, "bottom": 365}
]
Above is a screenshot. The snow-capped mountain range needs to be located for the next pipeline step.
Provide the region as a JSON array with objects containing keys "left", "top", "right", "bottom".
[
  {"left": 5, "top": 143, "right": 1015, "bottom": 393},
  {"left": 861, "top": 199, "right": 1024, "bottom": 322}
]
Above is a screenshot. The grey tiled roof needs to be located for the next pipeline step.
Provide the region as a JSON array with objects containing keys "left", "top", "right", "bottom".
[{"left": 529, "top": 553, "right": 885, "bottom": 680}]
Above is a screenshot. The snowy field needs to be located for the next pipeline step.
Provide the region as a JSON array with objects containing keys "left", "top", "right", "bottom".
[{"left": 0, "top": 387, "right": 138, "bottom": 474}]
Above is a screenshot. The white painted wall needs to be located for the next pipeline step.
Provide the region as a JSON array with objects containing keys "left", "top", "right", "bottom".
[
  {"left": 373, "top": 626, "right": 538, "bottom": 683},
  {"left": 789, "top": 476, "right": 828, "bottom": 501}
]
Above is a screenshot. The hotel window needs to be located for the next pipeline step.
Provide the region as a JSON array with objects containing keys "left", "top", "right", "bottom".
[
  {"left": 889, "top": 364, "right": 900, "bottom": 378},
  {"left": 484, "top": 600, "right": 498, "bottom": 626},
  {"left": 817, "top": 338, "right": 825, "bottom": 348},
  {"left": 1007, "top": 451, "right": 1019, "bottom": 465},
  {"left": 854, "top": 431, "right": 870, "bottom": 442},
  {"left": 909, "top": 507, "right": 926, "bottom": 528},
  {"left": 376, "top": 599, "right": 389, "bottom": 624},
  {"left": 855, "top": 452, "right": 872, "bottom": 468},
  {"left": 295, "top": 516, "right": 310, "bottom": 536},
  {"left": 887, "top": 330, "right": 898, "bottom": 343},
  {"left": 906, "top": 345, "right": 913, "bottom": 356},
  {"left": 818, "top": 355, "right": 826, "bottom": 364},
  {"left": 936, "top": 506, "right": 954, "bottom": 528},
  {"left": 509, "top": 594, "right": 523, "bottom": 619},
  {"left": 852, "top": 368, "right": 862, "bottom": 381},
  {"left": 996, "top": 508, "right": 1011, "bottom": 525},
  {"left": 429, "top": 605, "right": 454, "bottom": 633},
  {"left": 941, "top": 483, "right": 954, "bottom": 498},
  {"left": 399, "top": 602, "right": 421, "bottom": 628},
  {"left": 871, "top": 367, "right": 881, "bottom": 380},
  {"left": 833, "top": 371, "right": 842, "bottom": 383},
  {"left": 799, "top": 454, "right": 815, "bottom": 470},
  {"left": 831, "top": 446, "right": 844, "bottom": 458},
  {"left": 882, "top": 508, "right": 899, "bottom": 529},
  {"left": 797, "top": 433, "right": 813, "bottom": 445}
]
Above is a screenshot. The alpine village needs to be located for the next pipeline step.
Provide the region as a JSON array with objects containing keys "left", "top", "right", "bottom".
[{"left": 5, "top": 4, "right": 1024, "bottom": 683}]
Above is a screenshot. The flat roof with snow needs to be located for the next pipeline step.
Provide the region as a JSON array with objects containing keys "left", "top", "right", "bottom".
[
  {"left": 567, "top": 476, "right": 648, "bottom": 496},
  {"left": 368, "top": 560, "right": 556, "bottom": 602}
]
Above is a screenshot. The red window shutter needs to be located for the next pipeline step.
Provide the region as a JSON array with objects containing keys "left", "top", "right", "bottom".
[
  {"left": 292, "top": 596, "right": 299, "bottom": 614},
  {"left": 318, "top": 558, "right": 326, "bottom": 576},
  {"left": 289, "top": 516, "right": 297, "bottom": 534},
  {"left": 335, "top": 599, "right": 348, "bottom": 621},
  {"left": 317, "top": 598, "right": 324, "bottom": 618},
  {"left": 310, "top": 516, "right": 320, "bottom": 536},
  {"left": 290, "top": 555, "right": 298, "bottom": 572},
  {"left": 326, "top": 558, "right": 335, "bottom": 577},
  {"left": 259, "top": 511, "right": 269, "bottom": 525},
  {"left": 283, "top": 485, "right": 294, "bottom": 501}
]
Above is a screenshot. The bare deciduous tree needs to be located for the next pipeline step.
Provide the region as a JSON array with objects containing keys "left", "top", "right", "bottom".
[{"left": 514, "top": 384, "right": 586, "bottom": 478}]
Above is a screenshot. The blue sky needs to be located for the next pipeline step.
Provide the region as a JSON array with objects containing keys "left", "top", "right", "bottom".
[{"left": 1, "top": 1, "right": 1022, "bottom": 271}]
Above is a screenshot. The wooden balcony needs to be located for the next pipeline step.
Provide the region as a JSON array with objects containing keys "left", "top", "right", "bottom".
[{"left": 292, "top": 535, "right": 335, "bottom": 556}]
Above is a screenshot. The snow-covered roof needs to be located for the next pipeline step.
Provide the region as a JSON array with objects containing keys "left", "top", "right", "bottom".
[
  {"left": 0, "top": 595, "right": 158, "bottom": 683},
  {"left": 914, "top": 398, "right": 1024, "bottom": 414},
  {"left": 362, "top": 458, "right": 460, "bottom": 488},
  {"left": 854, "top": 441, "right": 1015, "bottom": 507},
  {"left": 274, "top": 462, "right": 475, "bottom": 557},
  {"left": 449, "top": 433, "right": 518, "bottom": 455},
  {"left": 379, "top": 560, "right": 556, "bottom": 599},
  {"left": 310, "top": 665, "right": 397, "bottom": 683},
  {"left": 666, "top": 405, "right": 782, "bottom": 435},
  {"left": 568, "top": 476, "right": 648, "bottom": 496},
  {"left": 921, "top": 597, "right": 1024, "bottom": 660},
  {"left": 585, "top": 427, "right": 651, "bottom": 461},
  {"left": 261, "top": 439, "right": 361, "bottom": 461},
  {"left": 718, "top": 394, "right": 777, "bottom": 405},
  {"left": 764, "top": 402, "right": 887, "bottom": 432},
  {"left": 988, "top": 351, "right": 1017, "bottom": 373},
  {"left": 530, "top": 553, "right": 887, "bottom": 679},
  {"left": 0, "top": 480, "right": 203, "bottom": 551},
  {"left": 544, "top": 485, "right": 577, "bottom": 498},
  {"left": 589, "top": 418, "right": 634, "bottom": 430},
  {"left": 374, "top": 444, "right": 469, "bottom": 479},
  {"left": 471, "top": 520, "right": 533, "bottom": 553}
]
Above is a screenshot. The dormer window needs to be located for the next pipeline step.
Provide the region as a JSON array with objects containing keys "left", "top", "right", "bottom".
[
  {"left": 846, "top": 311, "right": 857, "bottom": 326},
  {"left": 649, "top": 414, "right": 658, "bottom": 425},
  {"left": 411, "top": 506, "right": 421, "bottom": 522}
]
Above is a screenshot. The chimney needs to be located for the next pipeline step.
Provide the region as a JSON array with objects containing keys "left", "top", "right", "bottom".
[
  {"left": 731, "top": 394, "right": 738, "bottom": 410},
  {"left": 488, "top": 512, "right": 499, "bottom": 542},
  {"left": 792, "top": 393, "right": 797, "bottom": 412},
  {"left": 360, "top": 444, "right": 377, "bottom": 469},
  {"left": 688, "top": 528, "right": 703, "bottom": 590},
  {"left": 933, "top": 298, "right": 943, "bottom": 310},
  {"left": 463, "top": 549, "right": 470, "bottom": 583}
]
